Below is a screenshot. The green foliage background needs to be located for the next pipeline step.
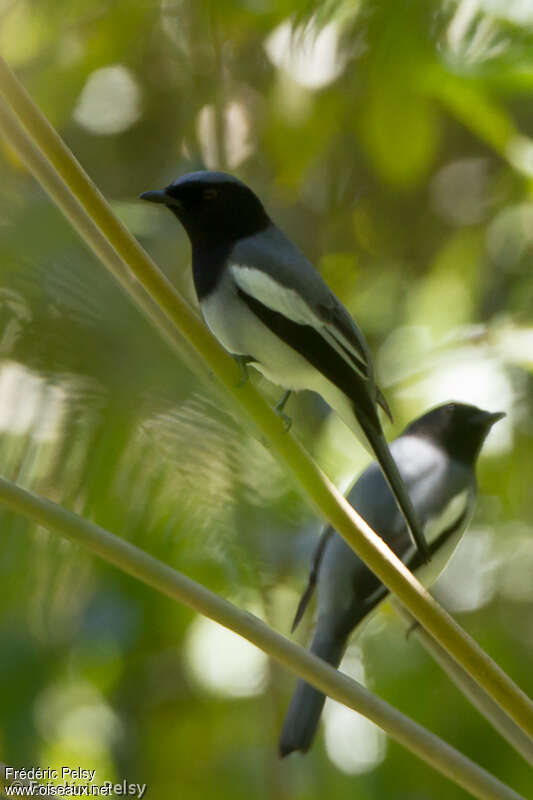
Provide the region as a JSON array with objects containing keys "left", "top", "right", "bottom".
[{"left": 1, "top": 0, "right": 533, "bottom": 797}]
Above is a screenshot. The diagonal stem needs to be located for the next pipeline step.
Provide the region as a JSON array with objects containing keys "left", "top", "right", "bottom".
[
  {"left": 0, "top": 476, "right": 526, "bottom": 800},
  {"left": 393, "top": 601, "right": 533, "bottom": 768},
  {"left": 0, "top": 55, "right": 532, "bottom": 746}
]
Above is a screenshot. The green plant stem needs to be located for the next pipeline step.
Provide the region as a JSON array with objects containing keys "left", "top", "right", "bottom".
[
  {"left": 393, "top": 602, "right": 533, "bottom": 767},
  {"left": 0, "top": 107, "right": 206, "bottom": 385},
  {"left": 0, "top": 477, "right": 526, "bottom": 800},
  {"left": 0, "top": 55, "right": 532, "bottom": 744}
]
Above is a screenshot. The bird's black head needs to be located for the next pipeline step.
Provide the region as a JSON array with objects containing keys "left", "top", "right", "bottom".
[
  {"left": 403, "top": 402, "right": 505, "bottom": 466},
  {"left": 140, "top": 171, "right": 271, "bottom": 247}
]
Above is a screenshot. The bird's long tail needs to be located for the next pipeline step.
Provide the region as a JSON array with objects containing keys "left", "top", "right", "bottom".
[
  {"left": 279, "top": 629, "right": 345, "bottom": 757},
  {"left": 359, "top": 417, "right": 429, "bottom": 563}
]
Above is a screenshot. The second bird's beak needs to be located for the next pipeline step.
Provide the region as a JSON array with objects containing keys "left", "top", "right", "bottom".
[{"left": 486, "top": 410, "right": 506, "bottom": 427}]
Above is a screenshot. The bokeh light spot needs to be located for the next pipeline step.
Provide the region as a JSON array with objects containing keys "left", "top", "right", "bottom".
[
  {"left": 185, "top": 614, "right": 268, "bottom": 698},
  {"left": 73, "top": 65, "right": 142, "bottom": 135}
]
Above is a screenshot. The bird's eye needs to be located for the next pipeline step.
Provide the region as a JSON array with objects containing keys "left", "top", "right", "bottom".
[{"left": 203, "top": 188, "right": 218, "bottom": 201}]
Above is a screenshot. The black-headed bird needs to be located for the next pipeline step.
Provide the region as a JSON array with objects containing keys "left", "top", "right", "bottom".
[
  {"left": 278, "top": 402, "right": 504, "bottom": 757},
  {"left": 140, "top": 170, "right": 429, "bottom": 560}
]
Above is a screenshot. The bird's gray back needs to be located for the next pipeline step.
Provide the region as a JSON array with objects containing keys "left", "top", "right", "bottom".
[{"left": 317, "top": 435, "right": 474, "bottom": 629}]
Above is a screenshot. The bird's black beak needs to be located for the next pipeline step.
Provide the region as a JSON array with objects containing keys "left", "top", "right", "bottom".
[
  {"left": 139, "top": 189, "right": 168, "bottom": 204},
  {"left": 485, "top": 410, "right": 506, "bottom": 427},
  {"left": 139, "top": 189, "right": 183, "bottom": 209}
]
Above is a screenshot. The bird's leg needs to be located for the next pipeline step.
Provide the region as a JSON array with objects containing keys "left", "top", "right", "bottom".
[
  {"left": 405, "top": 619, "right": 421, "bottom": 640},
  {"left": 274, "top": 390, "right": 292, "bottom": 432},
  {"left": 234, "top": 355, "right": 255, "bottom": 387}
]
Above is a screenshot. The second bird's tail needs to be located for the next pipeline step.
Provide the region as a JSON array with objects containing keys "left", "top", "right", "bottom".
[{"left": 279, "top": 630, "right": 345, "bottom": 757}]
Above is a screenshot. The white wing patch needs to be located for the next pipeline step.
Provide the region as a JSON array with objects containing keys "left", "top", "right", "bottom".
[
  {"left": 425, "top": 489, "right": 470, "bottom": 546},
  {"left": 363, "top": 489, "right": 472, "bottom": 607},
  {"left": 230, "top": 264, "right": 317, "bottom": 325},
  {"left": 230, "top": 263, "right": 368, "bottom": 378}
]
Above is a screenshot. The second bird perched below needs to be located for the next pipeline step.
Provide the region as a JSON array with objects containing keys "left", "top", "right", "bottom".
[
  {"left": 279, "top": 402, "right": 504, "bottom": 757},
  {"left": 140, "top": 170, "right": 429, "bottom": 561}
]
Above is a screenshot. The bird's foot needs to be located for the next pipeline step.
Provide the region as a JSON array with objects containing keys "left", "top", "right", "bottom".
[
  {"left": 274, "top": 390, "right": 292, "bottom": 432},
  {"left": 420, "top": 541, "right": 431, "bottom": 566},
  {"left": 278, "top": 412, "right": 292, "bottom": 432},
  {"left": 234, "top": 355, "right": 254, "bottom": 387},
  {"left": 405, "top": 620, "right": 420, "bottom": 640},
  {"left": 411, "top": 531, "right": 431, "bottom": 565}
]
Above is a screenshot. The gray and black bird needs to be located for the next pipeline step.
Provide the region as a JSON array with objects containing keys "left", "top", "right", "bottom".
[
  {"left": 278, "top": 401, "right": 504, "bottom": 757},
  {"left": 140, "top": 170, "right": 429, "bottom": 561}
]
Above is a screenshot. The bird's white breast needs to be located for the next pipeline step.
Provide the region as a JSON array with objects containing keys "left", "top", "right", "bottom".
[
  {"left": 200, "top": 268, "right": 316, "bottom": 390},
  {"left": 200, "top": 264, "right": 369, "bottom": 444}
]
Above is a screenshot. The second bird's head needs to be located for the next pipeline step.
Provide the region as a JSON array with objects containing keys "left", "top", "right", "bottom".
[
  {"left": 140, "top": 171, "right": 270, "bottom": 245},
  {"left": 405, "top": 402, "right": 505, "bottom": 465}
]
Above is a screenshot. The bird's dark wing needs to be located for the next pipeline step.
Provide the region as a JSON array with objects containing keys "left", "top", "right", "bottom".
[
  {"left": 230, "top": 228, "right": 374, "bottom": 385},
  {"left": 234, "top": 284, "right": 380, "bottom": 425},
  {"left": 289, "top": 433, "right": 440, "bottom": 631},
  {"left": 361, "top": 500, "right": 471, "bottom": 613},
  {"left": 315, "top": 439, "right": 463, "bottom": 627}
]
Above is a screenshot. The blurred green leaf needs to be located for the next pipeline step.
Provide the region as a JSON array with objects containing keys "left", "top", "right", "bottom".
[{"left": 1, "top": 0, "right": 533, "bottom": 797}]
